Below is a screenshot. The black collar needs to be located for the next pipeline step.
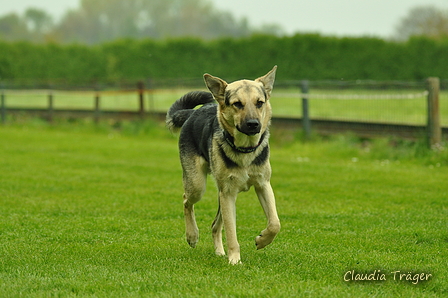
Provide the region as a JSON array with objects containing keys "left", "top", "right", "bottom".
[{"left": 223, "top": 131, "right": 264, "bottom": 154}]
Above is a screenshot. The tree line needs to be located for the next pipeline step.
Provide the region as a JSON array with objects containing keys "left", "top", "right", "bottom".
[
  {"left": 1, "top": 34, "right": 447, "bottom": 85},
  {"left": 0, "top": 0, "right": 282, "bottom": 44},
  {"left": 1, "top": 2, "right": 447, "bottom": 44}
]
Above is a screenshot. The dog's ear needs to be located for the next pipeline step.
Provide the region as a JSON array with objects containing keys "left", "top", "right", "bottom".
[
  {"left": 203, "top": 74, "right": 227, "bottom": 102},
  {"left": 256, "top": 65, "right": 277, "bottom": 97}
]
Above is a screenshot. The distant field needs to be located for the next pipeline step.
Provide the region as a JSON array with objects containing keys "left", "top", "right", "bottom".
[
  {"left": 0, "top": 121, "right": 447, "bottom": 297},
  {"left": 2, "top": 88, "right": 447, "bottom": 126}
]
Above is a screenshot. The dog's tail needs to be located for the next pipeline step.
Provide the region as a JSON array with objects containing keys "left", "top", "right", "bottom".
[{"left": 166, "top": 91, "right": 215, "bottom": 132}]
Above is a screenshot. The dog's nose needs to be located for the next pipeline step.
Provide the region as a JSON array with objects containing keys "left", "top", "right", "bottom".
[
  {"left": 246, "top": 119, "right": 260, "bottom": 130},
  {"left": 238, "top": 119, "right": 261, "bottom": 135},
  {"left": 242, "top": 119, "right": 261, "bottom": 136}
]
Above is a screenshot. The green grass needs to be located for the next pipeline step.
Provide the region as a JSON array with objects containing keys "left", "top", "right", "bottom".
[
  {"left": 3, "top": 88, "right": 448, "bottom": 126},
  {"left": 0, "top": 119, "right": 447, "bottom": 297}
]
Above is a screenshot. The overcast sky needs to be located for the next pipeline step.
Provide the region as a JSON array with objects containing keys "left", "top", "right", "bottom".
[{"left": 1, "top": 0, "right": 448, "bottom": 38}]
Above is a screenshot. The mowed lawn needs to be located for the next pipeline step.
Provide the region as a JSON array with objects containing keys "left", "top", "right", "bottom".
[{"left": 0, "top": 120, "right": 447, "bottom": 297}]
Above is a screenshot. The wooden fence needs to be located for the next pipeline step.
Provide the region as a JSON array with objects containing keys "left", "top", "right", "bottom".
[
  {"left": 296, "top": 77, "right": 443, "bottom": 147},
  {"left": 0, "top": 79, "right": 445, "bottom": 147}
]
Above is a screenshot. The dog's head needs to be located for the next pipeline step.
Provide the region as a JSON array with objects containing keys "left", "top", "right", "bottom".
[{"left": 204, "top": 66, "right": 277, "bottom": 146}]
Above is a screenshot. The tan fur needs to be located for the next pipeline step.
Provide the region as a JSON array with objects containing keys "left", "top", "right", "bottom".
[{"left": 180, "top": 66, "right": 280, "bottom": 264}]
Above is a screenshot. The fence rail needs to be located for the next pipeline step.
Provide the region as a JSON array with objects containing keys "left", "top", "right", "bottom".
[
  {"left": 1, "top": 79, "right": 445, "bottom": 146},
  {"left": 275, "top": 91, "right": 429, "bottom": 100}
]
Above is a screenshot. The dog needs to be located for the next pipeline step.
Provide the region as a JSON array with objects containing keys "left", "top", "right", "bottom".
[{"left": 166, "top": 66, "right": 280, "bottom": 264}]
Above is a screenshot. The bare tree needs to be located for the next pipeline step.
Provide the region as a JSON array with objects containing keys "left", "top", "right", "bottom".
[
  {"left": 394, "top": 6, "right": 448, "bottom": 40},
  {"left": 24, "top": 8, "right": 53, "bottom": 33},
  {"left": 0, "top": 0, "right": 281, "bottom": 44},
  {"left": 0, "top": 13, "right": 29, "bottom": 41},
  {"left": 24, "top": 8, "right": 54, "bottom": 42}
]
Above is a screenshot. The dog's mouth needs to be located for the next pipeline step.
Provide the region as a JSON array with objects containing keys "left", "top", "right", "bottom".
[{"left": 236, "top": 125, "right": 260, "bottom": 136}]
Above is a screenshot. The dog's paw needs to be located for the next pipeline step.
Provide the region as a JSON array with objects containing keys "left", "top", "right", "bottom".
[
  {"left": 215, "top": 248, "right": 226, "bottom": 257},
  {"left": 186, "top": 232, "right": 199, "bottom": 248},
  {"left": 227, "top": 251, "right": 241, "bottom": 265},
  {"left": 187, "top": 239, "right": 198, "bottom": 248},
  {"left": 255, "top": 233, "right": 274, "bottom": 250},
  {"left": 228, "top": 257, "right": 242, "bottom": 265}
]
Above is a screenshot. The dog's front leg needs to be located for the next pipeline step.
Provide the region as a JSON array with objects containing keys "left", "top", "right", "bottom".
[
  {"left": 255, "top": 182, "right": 280, "bottom": 249},
  {"left": 219, "top": 190, "right": 241, "bottom": 264}
]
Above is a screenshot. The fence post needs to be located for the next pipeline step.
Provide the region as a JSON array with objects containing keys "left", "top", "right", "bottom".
[
  {"left": 301, "top": 80, "right": 311, "bottom": 139},
  {"left": 1, "top": 91, "right": 5, "bottom": 124},
  {"left": 137, "top": 81, "right": 145, "bottom": 118},
  {"left": 426, "top": 77, "right": 441, "bottom": 148},
  {"left": 94, "top": 91, "right": 101, "bottom": 124},
  {"left": 48, "top": 90, "right": 54, "bottom": 122},
  {"left": 147, "top": 78, "right": 154, "bottom": 114}
]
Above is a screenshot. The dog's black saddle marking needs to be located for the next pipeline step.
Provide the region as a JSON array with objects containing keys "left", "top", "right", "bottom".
[{"left": 251, "top": 146, "right": 269, "bottom": 166}]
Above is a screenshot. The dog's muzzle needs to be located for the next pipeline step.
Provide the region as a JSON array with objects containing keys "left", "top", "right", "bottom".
[{"left": 238, "top": 119, "right": 261, "bottom": 136}]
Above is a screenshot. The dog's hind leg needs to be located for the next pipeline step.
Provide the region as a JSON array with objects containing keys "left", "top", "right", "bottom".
[
  {"left": 183, "top": 193, "right": 200, "bottom": 248},
  {"left": 182, "top": 156, "right": 208, "bottom": 248},
  {"left": 254, "top": 182, "right": 281, "bottom": 250},
  {"left": 211, "top": 203, "right": 225, "bottom": 256}
]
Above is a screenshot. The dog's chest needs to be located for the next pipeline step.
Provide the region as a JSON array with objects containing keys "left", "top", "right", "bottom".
[
  {"left": 210, "top": 138, "right": 271, "bottom": 192},
  {"left": 217, "top": 165, "right": 268, "bottom": 193}
]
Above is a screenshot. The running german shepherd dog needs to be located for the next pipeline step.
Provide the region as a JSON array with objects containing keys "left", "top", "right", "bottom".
[{"left": 166, "top": 66, "right": 280, "bottom": 264}]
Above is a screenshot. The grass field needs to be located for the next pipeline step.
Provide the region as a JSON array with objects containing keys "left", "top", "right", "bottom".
[
  {"left": 3, "top": 88, "right": 448, "bottom": 126},
  {"left": 0, "top": 119, "right": 447, "bottom": 297}
]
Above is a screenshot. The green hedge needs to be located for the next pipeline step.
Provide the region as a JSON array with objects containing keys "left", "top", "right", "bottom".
[{"left": 1, "top": 34, "right": 447, "bottom": 85}]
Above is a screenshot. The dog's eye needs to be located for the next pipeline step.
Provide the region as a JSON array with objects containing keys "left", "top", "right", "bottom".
[
  {"left": 233, "top": 101, "right": 244, "bottom": 109},
  {"left": 256, "top": 100, "right": 265, "bottom": 108}
]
